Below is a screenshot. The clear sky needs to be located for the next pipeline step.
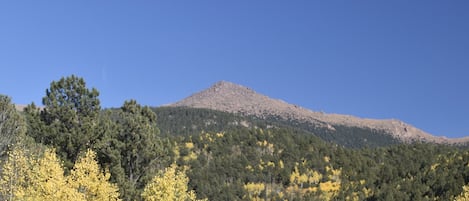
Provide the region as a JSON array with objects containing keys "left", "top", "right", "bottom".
[{"left": 1, "top": 1, "right": 468, "bottom": 138}]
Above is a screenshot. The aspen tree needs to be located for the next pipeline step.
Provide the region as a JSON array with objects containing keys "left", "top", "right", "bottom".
[
  {"left": 68, "top": 149, "right": 121, "bottom": 201},
  {"left": 142, "top": 164, "right": 205, "bottom": 201}
]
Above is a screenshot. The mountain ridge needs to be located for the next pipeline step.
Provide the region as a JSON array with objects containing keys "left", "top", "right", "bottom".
[{"left": 171, "top": 81, "right": 469, "bottom": 144}]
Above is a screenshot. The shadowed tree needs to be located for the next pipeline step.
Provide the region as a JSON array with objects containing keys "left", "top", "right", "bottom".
[
  {"left": 114, "top": 100, "right": 172, "bottom": 201},
  {"left": 0, "top": 95, "right": 26, "bottom": 157},
  {"left": 24, "top": 75, "right": 101, "bottom": 169}
]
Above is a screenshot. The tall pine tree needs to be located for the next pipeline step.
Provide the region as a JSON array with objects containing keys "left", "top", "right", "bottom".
[
  {"left": 115, "top": 100, "right": 171, "bottom": 200},
  {"left": 24, "top": 75, "right": 101, "bottom": 169}
]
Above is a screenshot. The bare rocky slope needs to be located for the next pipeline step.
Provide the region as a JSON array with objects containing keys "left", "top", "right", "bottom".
[{"left": 171, "top": 81, "right": 469, "bottom": 144}]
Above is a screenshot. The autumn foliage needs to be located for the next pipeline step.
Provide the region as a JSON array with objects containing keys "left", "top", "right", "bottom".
[
  {"left": 1, "top": 76, "right": 469, "bottom": 200},
  {"left": 0, "top": 147, "right": 119, "bottom": 201}
]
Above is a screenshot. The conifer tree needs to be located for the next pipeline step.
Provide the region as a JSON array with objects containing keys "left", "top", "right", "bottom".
[
  {"left": 116, "top": 100, "right": 171, "bottom": 200},
  {"left": 25, "top": 75, "right": 101, "bottom": 169},
  {"left": 0, "top": 95, "right": 26, "bottom": 157},
  {"left": 47, "top": 75, "right": 100, "bottom": 167}
]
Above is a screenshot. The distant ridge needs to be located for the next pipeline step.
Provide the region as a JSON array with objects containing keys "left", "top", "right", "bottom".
[
  {"left": 171, "top": 81, "right": 469, "bottom": 144},
  {"left": 15, "top": 104, "right": 27, "bottom": 111},
  {"left": 15, "top": 104, "right": 44, "bottom": 112}
]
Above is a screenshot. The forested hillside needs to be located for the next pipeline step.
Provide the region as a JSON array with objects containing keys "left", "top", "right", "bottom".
[
  {"left": 154, "top": 106, "right": 401, "bottom": 148},
  {"left": 170, "top": 81, "right": 469, "bottom": 144},
  {"left": 1, "top": 75, "right": 468, "bottom": 201}
]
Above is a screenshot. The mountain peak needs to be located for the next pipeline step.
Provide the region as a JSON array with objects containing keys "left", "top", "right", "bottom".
[
  {"left": 171, "top": 81, "right": 268, "bottom": 114},
  {"left": 208, "top": 81, "right": 256, "bottom": 95},
  {"left": 171, "top": 81, "right": 469, "bottom": 144},
  {"left": 212, "top": 80, "right": 242, "bottom": 88}
]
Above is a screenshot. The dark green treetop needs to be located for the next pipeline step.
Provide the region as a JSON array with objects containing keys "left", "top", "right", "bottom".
[{"left": 25, "top": 75, "right": 101, "bottom": 169}]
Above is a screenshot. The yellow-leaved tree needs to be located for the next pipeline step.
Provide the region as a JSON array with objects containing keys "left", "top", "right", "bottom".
[
  {"left": 141, "top": 163, "right": 206, "bottom": 201},
  {"left": 455, "top": 185, "right": 469, "bottom": 201},
  {"left": 244, "top": 182, "right": 265, "bottom": 201},
  {"left": 0, "top": 147, "right": 120, "bottom": 201},
  {"left": 0, "top": 145, "right": 32, "bottom": 201},
  {"left": 18, "top": 148, "right": 84, "bottom": 201},
  {"left": 68, "top": 149, "right": 121, "bottom": 201}
]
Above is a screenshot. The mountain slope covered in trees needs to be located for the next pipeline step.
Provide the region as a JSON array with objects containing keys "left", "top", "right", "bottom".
[
  {"left": 1, "top": 75, "right": 468, "bottom": 201},
  {"left": 153, "top": 106, "right": 401, "bottom": 148},
  {"left": 171, "top": 81, "right": 469, "bottom": 144}
]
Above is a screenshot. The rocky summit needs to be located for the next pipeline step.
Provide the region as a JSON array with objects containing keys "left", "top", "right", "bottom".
[{"left": 171, "top": 81, "right": 469, "bottom": 144}]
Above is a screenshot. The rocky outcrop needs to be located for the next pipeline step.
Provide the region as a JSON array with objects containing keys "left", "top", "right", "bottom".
[{"left": 171, "top": 81, "right": 469, "bottom": 144}]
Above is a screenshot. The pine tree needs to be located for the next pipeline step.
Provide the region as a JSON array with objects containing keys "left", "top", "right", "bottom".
[
  {"left": 93, "top": 110, "right": 127, "bottom": 196},
  {"left": 25, "top": 75, "right": 101, "bottom": 169},
  {"left": 0, "top": 95, "right": 26, "bottom": 157},
  {"left": 116, "top": 100, "right": 171, "bottom": 200}
]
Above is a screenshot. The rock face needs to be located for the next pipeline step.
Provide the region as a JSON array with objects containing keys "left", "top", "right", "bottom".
[{"left": 171, "top": 81, "right": 469, "bottom": 144}]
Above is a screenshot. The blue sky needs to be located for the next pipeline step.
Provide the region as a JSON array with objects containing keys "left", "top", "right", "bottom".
[{"left": 1, "top": 1, "right": 468, "bottom": 138}]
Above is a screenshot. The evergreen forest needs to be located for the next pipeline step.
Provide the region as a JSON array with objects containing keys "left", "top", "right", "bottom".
[{"left": 0, "top": 75, "right": 468, "bottom": 201}]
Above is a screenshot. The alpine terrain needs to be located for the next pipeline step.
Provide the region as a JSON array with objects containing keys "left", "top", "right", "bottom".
[{"left": 171, "top": 81, "right": 469, "bottom": 145}]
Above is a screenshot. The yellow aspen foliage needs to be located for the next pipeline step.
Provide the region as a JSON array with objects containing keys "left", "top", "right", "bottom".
[
  {"left": 182, "top": 151, "right": 198, "bottom": 162},
  {"left": 319, "top": 181, "right": 341, "bottom": 192},
  {"left": 455, "top": 185, "right": 469, "bottom": 201},
  {"left": 215, "top": 132, "right": 224, "bottom": 138},
  {"left": 325, "top": 166, "right": 341, "bottom": 181},
  {"left": 359, "top": 179, "right": 366, "bottom": 185},
  {"left": 278, "top": 160, "right": 284, "bottom": 169},
  {"left": 287, "top": 164, "right": 323, "bottom": 199},
  {"left": 258, "top": 160, "right": 265, "bottom": 171},
  {"left": 20, "top": 148, "right": 84, "bottom": 201},
  {"left": 319, "top": 166, "right": 341, "bottom": 201},
  {"left": 319, "top": 181, "right": 341, "bottom": 201},
  {"left": 185, "top": 142, "right": 195, "bottom": 149},
  {"left": 182, "top": 142, "right": 198, "bottom": 162},
  {"left": 244, "top": 182, "right": 265, "bottom": 201},
  {"left": 68, "top": 149, "right": 121, "bottom": 201},
  {"left": 0, "top": 146, "right": 32, "bottom": 201},
  {"left": 200, "top": 133, "right": 214, "bottom": 142},
  {"left": 308, "top": 170, "right": 322, "bottom": 184},
  {"left": 363, "top": 187, "right": 373, "bottom": 198},
  {"left": 267, "top": 161, "right": 275, "bottom": 168},
  {"left": 324, "top": 156, "right": 330, "bottom": 163},
  {"left": 257, "top": 140, "right": 275, "bottom": 155},
  {"left": 257, "top": 140, "right": 267, "bottom": 146},
  {"left": 1, "top": 147, "right": 121, "bottom": 201},
  {"left": 289, "top": 165, "right": 322, "bottom": 187},
  {"left": 141, "top": 163, "right": 206, "bottom": 201},
  {"left": 289, "top": 166, "right": 302, "bottom": 185}
]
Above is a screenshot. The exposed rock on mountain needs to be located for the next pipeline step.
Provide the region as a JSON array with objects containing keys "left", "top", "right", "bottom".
[{"left": 171, "top": 81, "right": 469, "bottom": 144}]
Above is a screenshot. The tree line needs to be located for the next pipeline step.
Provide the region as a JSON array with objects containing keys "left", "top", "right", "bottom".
[{"left": 0, "top": 75, "right": 468, "bottom": 200}]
